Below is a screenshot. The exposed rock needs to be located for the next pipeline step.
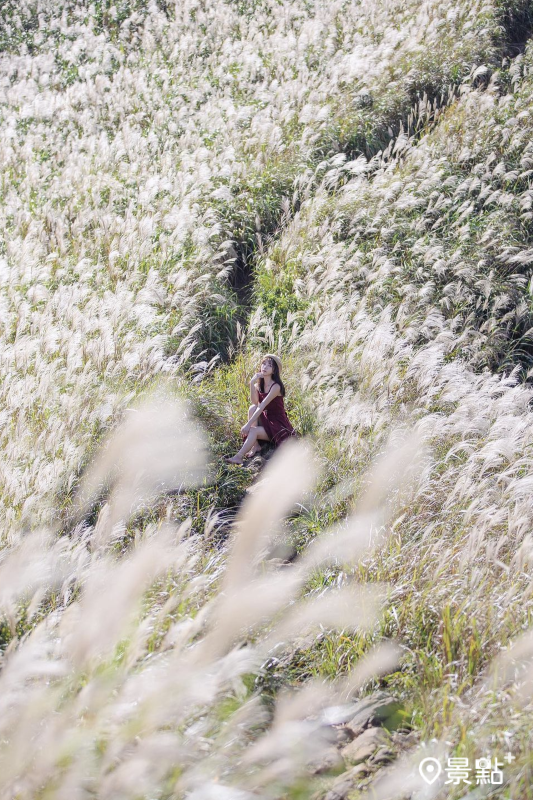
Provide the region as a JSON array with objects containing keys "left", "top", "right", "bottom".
[
  {"left": 308, "top": 746, "right": 345, "bottom": 775},
  {"left": 370, "top": 746, "right": 394, "bottom": 765},
  {"left": 341, "top": 727, "right": 389, "bottom": 765},
  {"left": 323, "top": 763, "right": 369, "bottom": 800},
  {"left": 345, "top": 693, "right": 400, "bottom": 737},
  {"left": 321, "top": 703, "right": 366, "bottom": 726},
  {"left": 392, "top": 729, "right": 419, "bottom": 748},
  {"left": 334, "top": 726, "right": 355, "bottom": 747}
]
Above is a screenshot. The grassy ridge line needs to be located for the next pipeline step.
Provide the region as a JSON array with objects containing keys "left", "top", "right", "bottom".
[
  {"left": 235, "top": 41, "right": 533, "bottom": 793},
  {"left": 255, "top": 46, "right": 533, "bottom": 375}
]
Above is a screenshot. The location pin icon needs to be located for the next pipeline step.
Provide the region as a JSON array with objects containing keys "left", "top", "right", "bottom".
[{"left": 419, "top": 757, "right": 442, "bottom": 785}]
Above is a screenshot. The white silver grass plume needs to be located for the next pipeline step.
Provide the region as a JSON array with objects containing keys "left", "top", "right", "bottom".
[
  {"left": 77, "top": 385, "right": 210, "bottom": 537},
  {"left": 0, "top": 400, "right": 423, "bottom": 799}
]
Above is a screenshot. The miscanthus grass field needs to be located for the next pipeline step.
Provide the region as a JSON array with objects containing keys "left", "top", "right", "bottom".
[{"left": 2, "top": 0, "right": 533, "bottom": 797}]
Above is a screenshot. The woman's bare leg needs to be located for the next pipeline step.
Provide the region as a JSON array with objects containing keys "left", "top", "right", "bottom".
[
  {"left": 244, "top": 405, "right": 261, "bottom": 457},
  {"left": 227, "top": 426, "right": 270, "bottom": 464},
  {"left": 244, "top": 443, "right": 262, "bottom": 458}
]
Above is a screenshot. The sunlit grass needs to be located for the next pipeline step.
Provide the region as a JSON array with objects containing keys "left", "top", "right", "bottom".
[{"left": 2, "top": 0, "right": 533, "bottom": 797}]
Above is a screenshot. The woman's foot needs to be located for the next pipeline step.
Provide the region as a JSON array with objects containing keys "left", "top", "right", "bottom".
[
  {"left": 224, "top": 455, "right": 244, "bottom": 465},
  {"left": 244, "top": 444, "right": 261, "bottom": 459}
]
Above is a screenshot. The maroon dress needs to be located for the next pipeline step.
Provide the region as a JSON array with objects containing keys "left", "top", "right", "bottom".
[{"left": 253, "top": 385, "right": 298, "bottom": 447}]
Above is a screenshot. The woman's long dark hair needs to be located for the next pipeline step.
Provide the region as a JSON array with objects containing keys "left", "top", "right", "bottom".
[{"left": 260, "top": 360, "right": 286, "bottom": 396}]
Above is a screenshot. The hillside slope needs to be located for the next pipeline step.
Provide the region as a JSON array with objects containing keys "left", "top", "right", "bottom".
[
  {"left": 0, "top": 0, "right": 528, "bottom": 531},
  {"left": 244, "top": 37, "right": 533, "bottom": 791},
  {"left": 1, "top": 1, "right": 533, "bottom": 799}
]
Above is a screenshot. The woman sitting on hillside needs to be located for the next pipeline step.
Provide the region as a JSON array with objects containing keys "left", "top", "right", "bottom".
[{"left": 224, "top": 354, "right": 298, "bottom": 465}]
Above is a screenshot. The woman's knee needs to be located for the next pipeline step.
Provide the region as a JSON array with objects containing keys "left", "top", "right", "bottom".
[{"left": 248, "top": 404, "right": 258, "bottom": 415}]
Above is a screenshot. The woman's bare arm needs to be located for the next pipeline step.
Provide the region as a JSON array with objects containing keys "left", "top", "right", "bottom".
[
  {"left": 248, "top": 383, "right": 281, "bottom": 426},
  {"left": 250, "top": 374, "right": 260, "bottom": 406}
]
